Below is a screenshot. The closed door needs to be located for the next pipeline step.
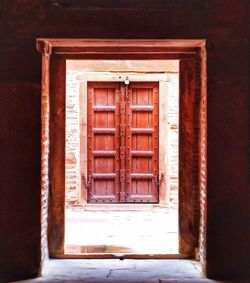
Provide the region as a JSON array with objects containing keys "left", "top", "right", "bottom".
[{"left": 87, "top": 82, "right": 159, "bottom": 203}]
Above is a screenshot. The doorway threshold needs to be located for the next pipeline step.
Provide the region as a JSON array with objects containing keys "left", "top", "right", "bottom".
[
  {"left": 53, "top": 253, "right": 190, "bottom": 259},
  {"left": 83, "top": 203, "right": 168, "bottom": 211}
]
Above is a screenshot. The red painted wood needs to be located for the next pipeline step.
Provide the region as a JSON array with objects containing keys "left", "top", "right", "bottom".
[
  {"left": 87, "top": 82, "right": 120, "bottom": 203},
  {"left": 87, "top": 81, "right": 159, "bottom": 203},
  {"left": 125, "top": 82, "right": 159, "bottom": 203}
]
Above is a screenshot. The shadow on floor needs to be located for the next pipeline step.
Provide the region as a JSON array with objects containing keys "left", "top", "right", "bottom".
[{"left": 11, "top": 259, "right": 249, "bottom": 283}]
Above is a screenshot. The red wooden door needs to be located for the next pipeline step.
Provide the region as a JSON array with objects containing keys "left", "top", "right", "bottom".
[
  {"left": 87, "top": 82, "right": 159, "bottom": 203},
  {"left": 125, "top": 82, "right": 159, "bottom": 202},
  {"left": 87, "top": 82, "right": 120, "bottom": 203}
]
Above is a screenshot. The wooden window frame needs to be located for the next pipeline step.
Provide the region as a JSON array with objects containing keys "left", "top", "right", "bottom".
[{"left": 36, "top": 39, "right": 207, "bottom": 267}]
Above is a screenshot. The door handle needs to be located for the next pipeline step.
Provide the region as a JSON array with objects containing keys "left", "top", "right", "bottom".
[
  {"left": 154, "top": 173, "right": 165, "bottom": 186},
  {"left": 81, "top": 173, "right": 92, "bottom": 189}
]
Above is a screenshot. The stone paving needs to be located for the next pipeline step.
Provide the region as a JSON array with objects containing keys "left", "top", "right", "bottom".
[
  {"left": 12, "top": 259, "right": 246, "bottom": 282},
  {"left": 12, "top": 259, "right": 202, "bottom": 282},
  {"left": 64, "top": 208, "right": 178, "bottom": 254}
]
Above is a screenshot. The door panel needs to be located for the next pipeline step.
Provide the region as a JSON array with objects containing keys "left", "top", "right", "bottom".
[
  {"left": 88, "top": 82, "right": 120, "bottom": 203},
  {"left": 87, "top": 81, "right": 159, "bottom": 203},
  {"left": 94, "top": 135, "right": 115, "bottom": 150}
]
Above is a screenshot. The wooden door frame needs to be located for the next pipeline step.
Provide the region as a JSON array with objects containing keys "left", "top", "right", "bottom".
[{"left": 36, "top": 39, "right": 207, "bottom": 268}]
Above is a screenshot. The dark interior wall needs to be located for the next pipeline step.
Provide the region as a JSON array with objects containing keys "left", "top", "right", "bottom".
[{"left": 0, "top": 0, "right": 249, "bottom": 281}]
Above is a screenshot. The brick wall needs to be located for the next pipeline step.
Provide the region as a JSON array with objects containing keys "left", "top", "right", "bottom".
[
  {"left": 66, "top": 71, "right": 81, "bottom": 206},
  {"left": 65, "top": 71, "right": 179, "bottom": 208},
  {"left": 167, "top": 74, "right": 179, "bottom": 209}
]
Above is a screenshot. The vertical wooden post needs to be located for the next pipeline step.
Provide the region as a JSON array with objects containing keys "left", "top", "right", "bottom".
[
  {"left": 179, "top": 58, "right": 200, "bottom": 256},
  {"left": 199, "top": 45, "right": 207, "bottom": 274},
  {"left": 48, "top": 56, "right": 66, "bottom": 256},
  {"left": 40, "top": 43, "right": 51, "bottom": 264}
]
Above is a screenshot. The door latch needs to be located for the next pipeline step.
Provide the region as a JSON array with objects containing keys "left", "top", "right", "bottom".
[
  {"left": 81, "top": 173, "right": 92, "bottom": 189},
  {"left": 124, "top": 76, "right": 129, "bottom": 85}
]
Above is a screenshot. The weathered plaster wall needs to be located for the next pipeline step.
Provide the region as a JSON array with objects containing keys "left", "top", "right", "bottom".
[
  {"left": 0, "top": 0, "right": 249, "bottom": 281},
  {"left": 66, "top": 70, "right": 81, "bottom": 207}
]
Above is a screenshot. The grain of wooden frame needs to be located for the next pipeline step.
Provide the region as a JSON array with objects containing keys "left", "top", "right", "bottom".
[{"left": 36, "top": 39, "right": 207, "bottom": 264}]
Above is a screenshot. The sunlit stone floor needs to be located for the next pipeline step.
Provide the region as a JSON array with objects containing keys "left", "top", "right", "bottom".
[
  {"left": 65, "top": 207, "right": 178, "bottom": 254},
  {"left": 12, "top": 259, "right": 247, "bottom": 282}
]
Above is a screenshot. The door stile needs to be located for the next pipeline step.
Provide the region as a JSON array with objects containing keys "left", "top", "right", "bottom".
[
  {"left": 87, "top": 85, "right": 98, "bottom": 202},
  {"left": 152, "top": 84, "right": 160, "bottom": 202},
  {"left": 119, "top": 84, "right": 126, "bottom": 202},
  {"left": 114, "top": 87, "right": 121, "bottom": 201},
  {"left": 125, "top": 84, "right": 132, "bottom": 202},
  {"left": 124, "top": 82, "right": 132, "bottom": 202},
  {"left": 87, "top": 85, "right": 93, "bottom": 201}
]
